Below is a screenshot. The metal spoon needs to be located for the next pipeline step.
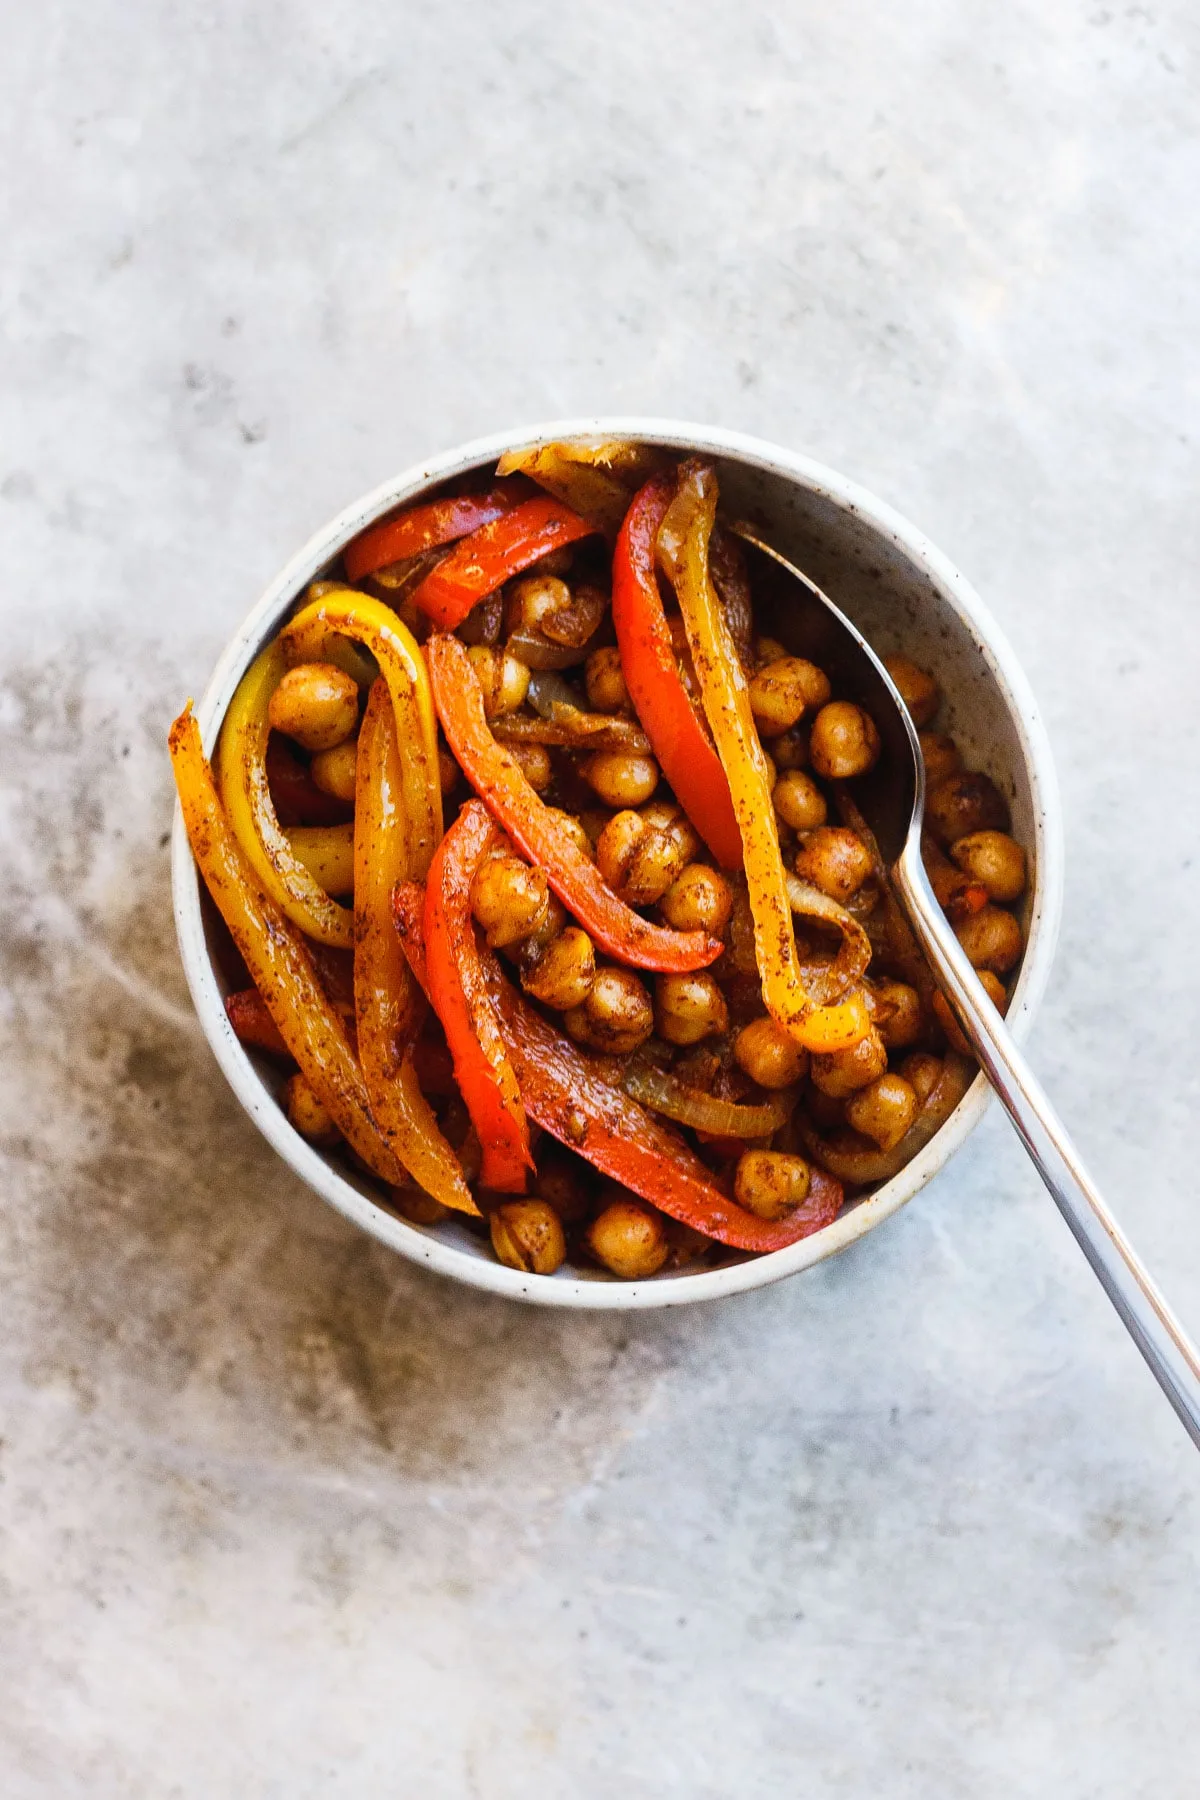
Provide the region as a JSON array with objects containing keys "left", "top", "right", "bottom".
[{"left": 732, "top": 523, "right": 1200, "bottom": 1449}]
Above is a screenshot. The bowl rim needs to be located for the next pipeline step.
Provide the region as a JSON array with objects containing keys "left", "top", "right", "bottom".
[{"left": 172, "top": 415, "right": 1064, "bottom": 1309}]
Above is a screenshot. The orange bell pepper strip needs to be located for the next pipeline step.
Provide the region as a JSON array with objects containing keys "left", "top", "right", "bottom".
[
  {"left": 410, "top": 495, "right": 596, "bottom": 629},
  {"left": 657, "top": 461, "right": 872, "bottom": 1055},
  {"left": 354, "top": 681, "right": 478, "bottom": 1215},
  {"left": 427, "top": 633, "right": 721, "bottom": 974},
  {"left": 422, "top": 800, "right": 533, "bottom": 1192},
  {"left": 344, "top": 484, "right": 525, "bottom": 583},
  {"left": 612, "top": 474, "right": 742, "bottom": 870},
  {"left": 391, "top": 881, "right": 842, "bottom": 1254},
  {"left": 169, "top": 706, "right": 404, "bottom": 1186}
]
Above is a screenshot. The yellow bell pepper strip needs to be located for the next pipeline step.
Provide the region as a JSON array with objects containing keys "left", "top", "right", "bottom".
[
  {"left": 344, "top": 484, "right": 527, "bottom": 583},
  {"left": 657, "top": 460, "right": 872, "bottom": 1055},
  {"left": 422, "top": 801, "right": 533, "bottom": 1192},
  {"left": 611, "top": 472, "right": 742, "bottom": 869},
  {"left": 410, "top": 495, "right": 596, "bottom": 630},
  {"left": 392, "top": 879, "right": 843, "bottom": 1252},
  {"left": 427, "top": 633, "right": 722, "bottom": 974},
  {"left": 280, "top": 590, "right": 443, "bottom": 877},
  {"left": 215, "top": 641, "right": 355, "bottom": 949},
  {"left": 354, "top": 680, "right": 478, "bottom": 1216},
  {"left": 287, "top": 823, "right": 355, "bottom": 896},
  {"left": 169, "top": 705, "right": 404, "bottom": 1185}
]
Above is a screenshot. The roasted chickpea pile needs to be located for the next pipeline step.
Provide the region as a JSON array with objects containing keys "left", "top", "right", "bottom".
[{"left": 177, "top": 441, "right": 1029, "bottom": 1284}]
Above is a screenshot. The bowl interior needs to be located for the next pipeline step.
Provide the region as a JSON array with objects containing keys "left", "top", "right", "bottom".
[{"left": 175, "top": 423, "right": 1061, "bottom": 1309}]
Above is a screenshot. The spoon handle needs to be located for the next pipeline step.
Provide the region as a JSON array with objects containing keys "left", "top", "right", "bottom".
[{"left": 893, "top": 839, "right": 1200, "bottom": 1450}]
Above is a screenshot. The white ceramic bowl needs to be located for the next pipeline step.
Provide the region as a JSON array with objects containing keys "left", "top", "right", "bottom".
[{"left": 172, "top": 418, "right": 1063, "bottom": 1309}]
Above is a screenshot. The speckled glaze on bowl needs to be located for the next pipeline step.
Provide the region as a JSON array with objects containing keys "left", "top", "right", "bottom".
[{"left": 172, "top": 419, "right": 1063, "bottom": 1309}]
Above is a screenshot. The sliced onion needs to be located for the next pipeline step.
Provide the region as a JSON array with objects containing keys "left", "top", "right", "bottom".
[
  {"left": 622, "top": 1055, "right": 794, "bottom": 1138},
  {"left": 526, "top": 670, "right": 587, "bottom": 715},
  {"left": 506, "top": 626, "right": 592, "bottom": 670},
  {"left": 800, "top": 1054, "right": 974, "bottom": 1185},
  {"left": 784, "top": 873, "right": 872, "bottom": 1005},
  {"left": 492, "top": 711, "right": 650, "bottom": 753}
]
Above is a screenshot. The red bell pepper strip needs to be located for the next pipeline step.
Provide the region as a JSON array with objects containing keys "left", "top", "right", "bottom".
[
  {"left": 422, "top": 800, "right": 533, "bottom": 1192},
  {"left": 225, "top": 987, "right": 290, "bottom": 1057},
  {"left": 612, "top": 474, "right": 742, "bottom": 870},
  {"left": 410, "top": 496, "right": 596, "bottom": 630},
  {"left": 391, "top": 881, "right": 841, "bottom": 1254},
  {"left": 344, "top": 485, "right": 525, "bottom": 583},
  {"left": 427, "top": 633, "right": 721, "bottom": 974}
]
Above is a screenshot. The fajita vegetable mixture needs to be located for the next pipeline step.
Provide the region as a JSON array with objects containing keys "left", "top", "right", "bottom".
[{"left": 171, "top": 441, "right": 1028, "bottom": 1281}]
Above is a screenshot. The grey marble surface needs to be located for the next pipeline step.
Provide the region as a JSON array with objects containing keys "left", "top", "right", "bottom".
[{"left": 3, "top": 3, "right": 1199, "bottom": 1794}]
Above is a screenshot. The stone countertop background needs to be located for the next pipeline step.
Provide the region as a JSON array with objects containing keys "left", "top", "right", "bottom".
[{"left": 2, "top": 3, "right": 1199, "bottom": 1795}]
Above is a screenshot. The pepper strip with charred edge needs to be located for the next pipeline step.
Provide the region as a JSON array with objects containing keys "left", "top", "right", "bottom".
[
  {"left": 355, "top": 681, "right": 478, "bottom": 1215},
  {"left": 280, "top": 591, "right": 442, "bottom": 877},
  {"left": 495, "top": 443, "right": 640, "bottom": 540},
  {"left": 612, "top": 474, "right": 742, "bottom": 869},
  {"left": 658, "top": 462, "right": 872, "bottom": 1054},
  {"left": 344, "top": 485, "right": 525, "bottom": 583},
  {"left": 423, "top": 801, "right": 532, "bottom": 1192},
  {"left": 427, "top": 633, "right": 722, "bottom": 974},
  {"left": 409, "top": 495, "right": 596, "bottom": 630},
  {"left": 216, "top": 641, "right": 355, "bottom": 948},
  {"left": 170, "top": 706, "right": 404, "bottom": 1184},
  {"left": 392, "top": 882, "right": 843, "bottom": 1253}
]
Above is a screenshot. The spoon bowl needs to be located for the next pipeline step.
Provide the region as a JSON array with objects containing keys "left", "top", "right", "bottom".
[{"left": 733, "top": 524, "right": 1200, "bottom": 1449}]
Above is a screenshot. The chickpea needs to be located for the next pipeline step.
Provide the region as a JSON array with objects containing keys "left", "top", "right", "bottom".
[
  {"left": 926, "top": 770, "right": 1009, "bottom": 846},
  {"left": 506, "top": 573, "right": 572, "bottom": 636},
  {"left": 899, "top": 1051, "right": 943, "bottom": 1106},
  {"left": 596, "top": 802, "right": 697, "bottom": 906},
  {"left": 753, "top": 635, "right": 790, "bottom": 667},
  {"left": 437, "top": 746, "right": 461, "bottom": 797},
  {"left": 654, "top": 972, "right": 729, "bottom": 1046},
  {"left": 734, "top": 1149, "right": 812, "bottom": 1221},
  {"left": 883, "top": 656, "right": 940, "bottom": 727},
  {"left": 470, "top": 852, "right": 550, "bottom": 948},
  {"left": 512, "top": 893, "right": 568, "bottom": 967},
  {"left": 585, "top": 645, "right": 630, "bottom": 712},
  {"left": 810, "top": 1026, "right": 888, "bottom": 1098},
  {"left": 871, "top": 978, "right": 923, "bottom": 1051},
  {"left": 284, "top": 1073, "right": 338, "bottom": 1145},
  {"left": 954, "top": 904, "right": 1023, "bottom": 974},
  {"left": 845, "top": 1073, "right": 918, "bottom": 1150},
  {"left": 771, "top": 725, "right": 810, "bottom": 771},
  {"left": 392, "top": 1186, "right": 450, "bottom": 1226},
  {"left": 490, "top": 1200, "right": 566, "bottom": 1276},
  {"left": 522, "top": 927, "right": 596, "bottom": 1010},
  {"left": 268, "top": 662, "right": 359, "bottom": 752},
  {"left": 564, "top": 965, "right": 655, "bottom": 1054},
  {"left": 734, "top": 1016, "right": 809, "bottom": 1089},
  {"left": 535, "top": 1148, "right": 592, "bottom": 1224},
  {"left": 585, "top": 1193, "right": 670, "bottom": 1279},
  {"left": 583, "top": 750, "right": 659, "bottom": 809},
  {"left": 932, "top": 973, "right": 1008, "bottom": 1054},
  {"left": 310, "top": 737, "right": 359, "bottom": 803},
  {"left": 749, "top": 656, "right": 832, "bottom": 736},
  {"left": 545, "top": 808, "right": 593, "bottom": 859},
  {"left": 950, "top": 830, "right": 1026, "bottom": 903},
  {"left": 660, "top": 863, "right": 734, "bottom": 935},
  {"left": 466, "top": 645, "right": 531, "bottom": 717},
  {"left": 809, "top": 701, "right": 881, "bottom": 780},
  {"left": 794, "top": 826, "right": 873, "bottom": 902},
  {"left": 919, "top": 731, "right": 962, "bottom": 791},
  {"left": 773, "top": 769, "right": 828, "bottom": 832},
  {"left": 508, "top": 742, "right": 553, "bottom": 791}
]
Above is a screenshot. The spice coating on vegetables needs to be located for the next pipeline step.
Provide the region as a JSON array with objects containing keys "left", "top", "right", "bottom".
[{"left": 172, "top": 441, "right": 1030, "bottom": 1281}]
